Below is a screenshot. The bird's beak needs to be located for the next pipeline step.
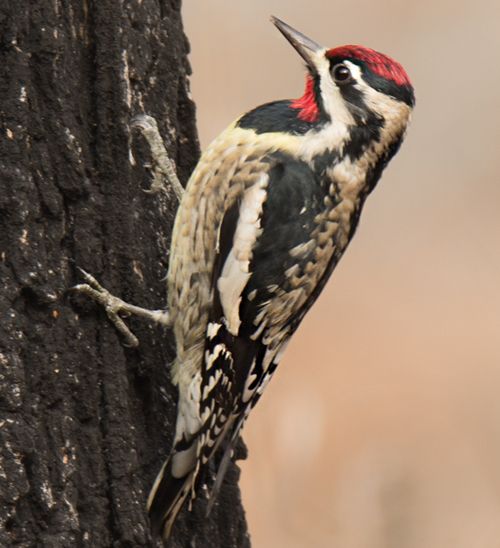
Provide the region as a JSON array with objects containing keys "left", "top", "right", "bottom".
[{"left": 271, "top": 16, "right": 323, "bottom": 72}]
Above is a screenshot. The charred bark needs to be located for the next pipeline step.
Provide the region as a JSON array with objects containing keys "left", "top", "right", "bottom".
[{"left": 0, "top": 1, "right": 249, "bottom": 546}]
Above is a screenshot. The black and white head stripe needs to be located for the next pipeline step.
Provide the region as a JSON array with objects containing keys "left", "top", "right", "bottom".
[{"left": 326, "top": 45, "right": 415, "bottom": 107}]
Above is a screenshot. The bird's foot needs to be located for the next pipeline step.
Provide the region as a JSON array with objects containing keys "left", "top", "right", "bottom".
[
  {"left": 71, "top": 268, "right": 171, "bottom": 348},
  {"left": 131, "top": 114, "right": 184, "bottom": 201}
]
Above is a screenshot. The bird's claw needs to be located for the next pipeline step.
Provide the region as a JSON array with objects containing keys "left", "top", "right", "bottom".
[
  {"left": 71, "top": 268, "right": 140, "bottom": 347},
  {"left": 131, "top": 114, "right": 184, "bottom": 201}
]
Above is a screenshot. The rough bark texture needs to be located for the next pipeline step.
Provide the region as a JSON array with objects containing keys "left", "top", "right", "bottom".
[{"left": 0, "top": 1, "right": 250, "bottom": 546}]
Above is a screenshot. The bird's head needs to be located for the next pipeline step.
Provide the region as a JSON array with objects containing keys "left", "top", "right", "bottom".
[{"left": 272, "top": 16, "right": 414, "bottom": 136}]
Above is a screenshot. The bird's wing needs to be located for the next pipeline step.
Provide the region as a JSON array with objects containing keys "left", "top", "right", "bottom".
[
  {"left": 148, "top": 152, "right": 339, "bottom": 537},
  {"left": 197, "top": 152, "right": 336, "bottom": 474}
]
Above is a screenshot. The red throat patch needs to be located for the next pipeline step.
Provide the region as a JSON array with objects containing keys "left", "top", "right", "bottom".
[
  {"left": 290, "top": 76, "right": 320, "bottom": 123},
  {"left": 327, "top": 45, "right": 411, "bottom": 87}
]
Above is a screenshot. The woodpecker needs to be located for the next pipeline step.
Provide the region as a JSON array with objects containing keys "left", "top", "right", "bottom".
[
  {"left": 74, "top": 15, "right": 414, "bottom": 540},
  {"left": 140, "top": 16, "right": 415, "bottom": 538}
]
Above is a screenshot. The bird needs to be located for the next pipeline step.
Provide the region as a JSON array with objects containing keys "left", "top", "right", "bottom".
[
  {"left": 130, "top": 15, "right": 415, "bottom": 540},
  {"left": 146, "top": 15, "right": 415, "bottom": 538}
]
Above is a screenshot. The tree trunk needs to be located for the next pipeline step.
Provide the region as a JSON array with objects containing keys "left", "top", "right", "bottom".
[{"left": 0, "top": 1, "right": 250, "bottom": 546}]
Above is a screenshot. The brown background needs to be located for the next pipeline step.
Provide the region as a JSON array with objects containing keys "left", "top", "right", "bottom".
[{"left": 184, "top": 2, "right": 500, "bottom": 546}]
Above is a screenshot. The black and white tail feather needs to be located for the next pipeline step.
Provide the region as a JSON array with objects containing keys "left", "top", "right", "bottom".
[
  {"left": 147, "top": 315, "right": 274, "bottom": 538},
  {"left": 147, "top": 416, "right": 246, "bottom": 538},
  {"left": 147, "top": 299, "right": 286, "bottom": 537},
  {"left": 147, "top": 457, "right": 196, "bottom": 539}
]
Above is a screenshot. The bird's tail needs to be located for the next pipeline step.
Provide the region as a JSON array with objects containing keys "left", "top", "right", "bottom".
[{"left": 147, "top": 454, "right": 197, "bottom": 539}]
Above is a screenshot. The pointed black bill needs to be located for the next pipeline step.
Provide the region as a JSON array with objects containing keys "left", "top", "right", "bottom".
[{"left": 271, "top": 16, "right": 323, "bottom": 71}]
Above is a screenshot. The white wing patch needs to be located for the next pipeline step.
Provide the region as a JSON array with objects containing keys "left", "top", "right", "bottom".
[{"left": 217, "top": 173, "right": 269, "bottom": 336}]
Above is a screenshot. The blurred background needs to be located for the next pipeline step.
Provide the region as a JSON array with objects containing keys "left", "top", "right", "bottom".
[{"left": 183, "top": 2, "right": 500, "bottom": 547}]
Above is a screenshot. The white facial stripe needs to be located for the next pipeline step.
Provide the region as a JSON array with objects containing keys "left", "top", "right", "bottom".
[
  {"left": 294, "top": 52, "right": 354, "bottom": 162},
  {"left": 343, "top": 60, "right": 362, "bottom": 83},
  {"left": 315, "top": 52, "right": 355, "bottom": 126}
]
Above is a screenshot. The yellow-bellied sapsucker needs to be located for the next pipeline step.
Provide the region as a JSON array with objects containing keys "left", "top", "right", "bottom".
[
  {"left": 75, "top": 15, "right": 414, "bottom": 540},
  {"left": 147, "top": 16, "right": 414, "bottom": 537}
]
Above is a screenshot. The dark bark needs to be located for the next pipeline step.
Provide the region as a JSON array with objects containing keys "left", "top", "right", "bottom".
[{"left": 0, "top": 1, "right": 250, "bottom": 546}]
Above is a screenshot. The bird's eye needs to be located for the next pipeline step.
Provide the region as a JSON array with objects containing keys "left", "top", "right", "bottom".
[{"left": 332, "top": 63, "right": 352, "bottom": 84}]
